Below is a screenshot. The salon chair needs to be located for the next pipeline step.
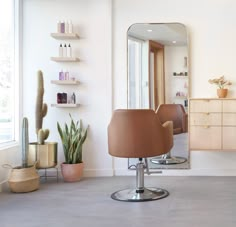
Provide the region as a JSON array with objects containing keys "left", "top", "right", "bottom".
[
  {"left": 151, "top": 104, "right": 188, "bottom": 165},
  {"left": 107, "top": 109, "right": 173, "bottom": 202}
]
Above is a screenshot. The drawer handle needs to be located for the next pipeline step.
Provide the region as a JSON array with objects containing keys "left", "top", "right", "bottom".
[
  {"left": 203, "top": 125, "right": 210, "bottom": 129},
  {"left": 204, "top": 112, "right": 210, "bottom": 115}
]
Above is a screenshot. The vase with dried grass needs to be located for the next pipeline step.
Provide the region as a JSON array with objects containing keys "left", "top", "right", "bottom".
[{"left": 208, "top": 76, "right": 232, "bottom": 98}]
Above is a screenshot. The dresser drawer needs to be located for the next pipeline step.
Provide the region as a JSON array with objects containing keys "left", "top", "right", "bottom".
[
  {"left": 222, "top": 100, "right": 236, "bottom": 112},
  {"left": 190, "top": 113, "right": 221, "bottom": 126},
  {"left": 222, "top": 127, "right": 236, "bottom": 149},
  {"left": 190, "top": 99, "right": 221, "bottom": 113},
  {"left": 223, "top": 113, "right": 236, "bottom": 125},
  {"left": 189, "top": 126, "right": 221, "bottom": 150}
]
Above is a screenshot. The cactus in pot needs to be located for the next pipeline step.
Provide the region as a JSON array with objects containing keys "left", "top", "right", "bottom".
[
  {"left": 22, "top": 117, "right": 29, "bottom": 168},
  {"left": 28, "top": 70, "right": 57, "bottom": 169},
  {"left": 35, "top": 70, "right": 49, "bottom": 144},
  {"left": 2, "top": 117, "right": 40, "bottom": 193}
]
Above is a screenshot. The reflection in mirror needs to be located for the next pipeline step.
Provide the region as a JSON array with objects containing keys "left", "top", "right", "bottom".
[{"left": 127, "top": 23, "right": 190, "bottom": 170}]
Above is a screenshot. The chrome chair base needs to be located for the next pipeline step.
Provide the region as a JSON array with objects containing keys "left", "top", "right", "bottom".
[
  {"left": 111, "top": 187, "right": 169, "bottom": 202},
  {"left": 151, "top": 156, "right": 187, "bottom": 165}
]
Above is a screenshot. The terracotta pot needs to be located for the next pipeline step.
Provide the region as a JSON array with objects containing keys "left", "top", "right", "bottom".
[
  {"left": 217, "top": 88, "right": 228, "bottom": 98},
  {"left": 61, "top": 162, "right": 84, "bottom": 182}
]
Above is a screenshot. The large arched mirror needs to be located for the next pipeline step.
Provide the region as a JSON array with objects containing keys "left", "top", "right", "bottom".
[{"left": 127, "top": 23, "right": 190, "bottom": 170}]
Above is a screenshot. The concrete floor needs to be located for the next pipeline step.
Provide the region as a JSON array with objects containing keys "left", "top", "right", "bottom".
[{"left": 0, "top": 176, "right": 236, "bottom": 227}]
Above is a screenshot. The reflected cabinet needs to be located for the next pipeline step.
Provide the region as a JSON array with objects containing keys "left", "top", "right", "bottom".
[{"left": 189, "top": 98, "right": 236, "bottom": 150}]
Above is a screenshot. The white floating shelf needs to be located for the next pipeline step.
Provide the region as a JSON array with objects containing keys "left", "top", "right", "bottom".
[
  {"left": 175, "top": 96, "right": 187, "bottom": 99},
  {"left": 51, "top": 33, "right": 79, "bottom": 39},
  {"left": 51, "top": 104, "right": 80, "bottom": 108},
  {"left": 51, "top": 80, "right": 80, "bottom": 85},
  {"left": 173, "top": 76, "right": 188, "bottom": 78},
  {"left": 51, "top": 57, "right": 79, "bottom": 62}
]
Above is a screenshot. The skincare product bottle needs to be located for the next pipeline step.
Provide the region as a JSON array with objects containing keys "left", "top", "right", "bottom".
[
  {"left": 71, "top": 93, "right": 76, "bottom": 104},
  {"left": 61, "top": 21, "right": 65, "bottom": 33},
  {"left": 67, "top": 44, "right": 72, "bottom": 57},
  {"left": 62, "top": 93, "right": 67, "bottom": 104},
  {"left": 59, "top": 69, "right": 64, "bottom": 80},
  {"left": 57, "top": 21, "right": 61, "bottom": 33},
  {"left": 57, "top": 93, "right": 62, "bottom": 104},
  {"left": 65, "top": 70, "right": 69, "bottom": 80},
  {"left": 63, "top": 44, "right": 67, "bottom": 57},
  {"left": 65, "top": 21, "right": 69, "bottom": 33},
  {"left": 68, "top": 20, "right": 73, "bottom": 33},
  {"left": 59, "top": 44, "right": 63, "bottom": 57}
]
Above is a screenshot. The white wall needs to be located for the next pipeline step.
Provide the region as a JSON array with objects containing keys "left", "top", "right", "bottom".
[
  {"left": 22, "top": 0, "right": 113, "bottom": 177},
  {"left": 113, "top": 0, "right": 236, "bottom": 175}
]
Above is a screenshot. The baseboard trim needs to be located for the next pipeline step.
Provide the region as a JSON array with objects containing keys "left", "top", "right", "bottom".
[
  {"left": 13, "top": 168, "right": 236, "bottom": 179},
  {"left": 83, "top": 169, "right": 114, "bottom": 177}
]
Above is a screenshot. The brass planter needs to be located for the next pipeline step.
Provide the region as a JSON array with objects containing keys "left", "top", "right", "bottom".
[{"left": 28, "top": 142, "right": 58, "bottom": 169}]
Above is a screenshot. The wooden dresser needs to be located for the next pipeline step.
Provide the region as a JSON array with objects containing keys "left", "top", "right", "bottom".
[{"left": 189, "top": 98, "right": 236, "bottom": 150}]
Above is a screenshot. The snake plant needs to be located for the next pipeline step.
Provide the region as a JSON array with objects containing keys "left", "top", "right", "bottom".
[{"left": 57, "top": 115, "right": 88, "bottom": 164}]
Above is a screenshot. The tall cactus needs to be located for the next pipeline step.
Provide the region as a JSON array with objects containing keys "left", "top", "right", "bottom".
[
  {"left": 35, "top": 70, "right": 49, "bottom": 144},
  {"left": 22, "top": 117, "right": 29, "bottom": 168}
]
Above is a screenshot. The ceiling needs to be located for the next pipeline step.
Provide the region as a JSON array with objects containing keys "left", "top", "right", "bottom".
[{"left": 127, "top": 23, "right": 187, "bottom": 46}]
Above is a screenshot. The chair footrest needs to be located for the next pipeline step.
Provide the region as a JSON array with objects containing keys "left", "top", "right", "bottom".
[{"left": 111, "top": 187, "right": 169, "bottom": 202}]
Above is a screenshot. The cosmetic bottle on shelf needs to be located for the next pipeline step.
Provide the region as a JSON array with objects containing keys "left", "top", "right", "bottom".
[
  {"left": 64, "top": 70, "right": 69, "bottom": 80},
  {"left": 59, "top": 70, "right": 64, "bottom": 80},
  {"left": 60, "top": 21, "right": 65, "bottom": 33},
  {"left": 63, "top": 44, "right": 67, "bottom": 57},
  {"left": 65, "top": 21, "right": 69, "bottom": 33},
  {"left": 59, "top": 44, "right": 63, "bottom": 57},
  {"left": 67, "top": 44, "right": 72, "bottom": 57},
  {"left": 68, "top": 20, "right": 73, "bottom": 33},
  {"left": 62, "top": 93, "right": 67, "bottom": 104},
  {"left": 57, "top": 21, "right": 61, "bottom": 33},
  {"left": 71, "top": 93, "right": 76, "bottom": 104}
]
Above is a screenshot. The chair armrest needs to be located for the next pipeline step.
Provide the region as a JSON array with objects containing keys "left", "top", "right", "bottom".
[{"left": 162, "top": 121, "right": 174, "bottom": 152}]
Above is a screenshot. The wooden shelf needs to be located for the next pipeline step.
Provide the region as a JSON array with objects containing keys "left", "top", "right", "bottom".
[
  {"left": 175, "top": 96, "right": 187, "bottom": 99},
  {"left": 50, "top": 57, "right": 79, "bottom": 62},
  {"left": 173, "top": 76, "right": 188, "bottom": 78},
  {"left": 51, "top": 33, "right": 79, "bottom": 39},
  {"left": 51, "top": 104, "right": 80, "bottom": 108},
  {"left": 51, "top": 80, "right": 79, "bottom": 85}
]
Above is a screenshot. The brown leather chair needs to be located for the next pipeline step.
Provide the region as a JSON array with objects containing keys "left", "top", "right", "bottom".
[
  {"left": 156, "top": 104, "right": 188, "bottom": 135},
  {"left": 108, "top": 109, "right": 173, "bottom": 202},
  {"left": 151, "top": 104, "right": 187, "bottom": 165}
]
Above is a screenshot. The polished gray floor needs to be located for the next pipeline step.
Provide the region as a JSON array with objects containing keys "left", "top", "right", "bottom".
[{"left": 1, "top": 176, "right": 236, "bottom": 227}]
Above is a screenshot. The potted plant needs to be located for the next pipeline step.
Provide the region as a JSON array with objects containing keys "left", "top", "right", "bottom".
[
  {"left": 28, "top": 70, "right": 58, "bottom": 169},
  {"left": 57, "top": 114, "right": 88, "bottom": 182},
  {"left": 208, "top": 75, "right": 232, "bottom": 98},
  {"left": 3, "top": 118, "right": 40, "bottom": 193}
]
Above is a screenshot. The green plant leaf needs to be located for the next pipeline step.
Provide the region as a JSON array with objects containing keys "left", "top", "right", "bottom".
[{"left": 57, "top": 115, "right": 89, "bottom": 164}]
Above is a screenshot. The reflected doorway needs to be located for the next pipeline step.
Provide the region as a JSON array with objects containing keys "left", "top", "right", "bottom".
[{"left": 149, "top": 40, "right": 165, "bottom": 110}]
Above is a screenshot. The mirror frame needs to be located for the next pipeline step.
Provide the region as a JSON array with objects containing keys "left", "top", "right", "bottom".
[{"left": 127, "top": 22, "right": 190, "bottom": 170}]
